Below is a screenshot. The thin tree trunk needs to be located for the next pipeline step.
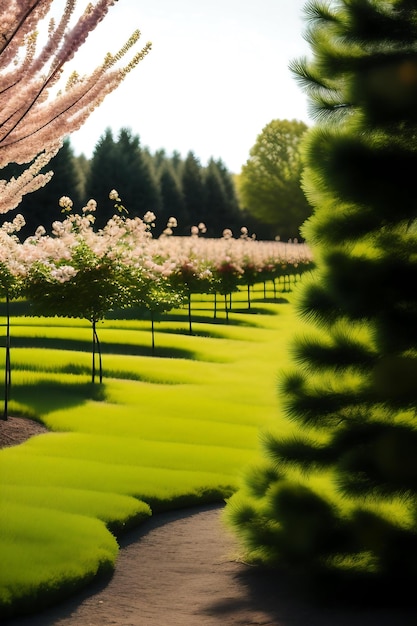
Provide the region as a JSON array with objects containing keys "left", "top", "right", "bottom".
[
  {"left": 2, "top": 291, "right": 11, "bottom": 421},
  {"left": 91, "top": 320, "right": 96, "bottom": 384},
  {"left": 224, "top": 294, "right": 229, "bottom": 323},
  {"left": 188, "top": 291, "right": 193, "bottom": 335},
  {"left": 95, "top": 323, "right": 103, "bottom": 384},
  {"left": 91, "top": 319, "right": 103, "bottom": 384},
  {"left": 151, "top": 310, "right": 155, "bottom": 355}
]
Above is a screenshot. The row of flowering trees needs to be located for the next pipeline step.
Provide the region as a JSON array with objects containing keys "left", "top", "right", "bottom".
[{"left": 0, "top": 193, "right": 313, "bottom": 413}]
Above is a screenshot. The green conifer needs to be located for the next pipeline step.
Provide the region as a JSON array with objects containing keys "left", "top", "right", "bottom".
[{"left": 226, "top": 0, "right": 417, "bottom": 603}]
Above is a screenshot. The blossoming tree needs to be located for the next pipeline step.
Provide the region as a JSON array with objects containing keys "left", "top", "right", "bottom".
[
  {"left": 0, "top": 0, "right": 151, "bottom": 215},
  {"left": 24, "top": 195, "right": 151, "bottom": 383}
]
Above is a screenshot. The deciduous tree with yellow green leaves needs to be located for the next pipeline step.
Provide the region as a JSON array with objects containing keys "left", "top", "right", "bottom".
[{"left": 238, "top": 119, "right": 310, "bottom": 240}]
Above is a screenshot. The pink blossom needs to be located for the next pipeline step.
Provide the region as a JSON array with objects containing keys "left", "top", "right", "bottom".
[{"left": 0, "top": 1, "right": 151, "bottom": 214}]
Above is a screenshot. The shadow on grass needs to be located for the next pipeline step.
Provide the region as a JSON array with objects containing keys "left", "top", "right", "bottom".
[
  {"left": 156, "top": 310, "right": 282, "bottom": 331},
  {"left": 10, "top": 379, "right": 106, "bottom": 417},
  {"left": 53, "top": 364, "right": 187, "bottom": 384},
  {"left": 250, "top": 297, "right": 290, "bottom": 305},
  {"left": 4, "top": 336, "right": 196, "bottom": 360},
  {"left": 228, "top": 305, "right": 285, "bottom": 315},
  {"left": 154, "top": 326, "right": 237, "bottom": 339},
  {"left": 159, "top": 312, "right": 260, "bottom": 326}
]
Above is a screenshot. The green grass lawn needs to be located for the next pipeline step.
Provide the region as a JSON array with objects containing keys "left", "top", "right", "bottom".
[{"left": 0, "top": 283, "right": 301, "bottom": 618}]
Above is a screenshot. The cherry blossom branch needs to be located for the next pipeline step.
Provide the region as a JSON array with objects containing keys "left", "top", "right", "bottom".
[{"left": 0, "top": 1, "right": 151, "bottom": 213}]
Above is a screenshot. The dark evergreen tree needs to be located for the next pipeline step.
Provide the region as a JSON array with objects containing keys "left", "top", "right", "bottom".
[
  {"left": 170, "top": 150, "right": 183, "bottom": 173},
  {"left": 213, "top": 159, "right": 241, "bottom": 216},
  {"left": 180, "top": 151, "right": 206, "bottom": 234},
  {"left": 202, "top": 159, "right": 229, "bottom": 235},
  {"left": 157, "top": 162, "right": 186, "bottom": 235},
  {"left": 226, "top": 0, "right": 417, "bottom": 603},
  {"left": 85, "top": 128, "right": 161, "bottom": 227},
  {"left": 0, "top": 138, "right": 82, "bottom": 238},
  {"left": 152, "top": 148, "right": 168, "bottom": 172},
  {"left": 203, "top": 158, "right": 242, "bottom": 236},
  {"left": 83, "top": 127, "right": 116, "bottom": 223}
]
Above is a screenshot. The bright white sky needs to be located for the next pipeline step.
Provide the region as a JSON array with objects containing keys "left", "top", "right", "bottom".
[{"left": 61, "top": 0, "right": 312, "bottom": 172}]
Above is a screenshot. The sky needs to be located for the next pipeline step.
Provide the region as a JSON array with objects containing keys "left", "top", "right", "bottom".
[{"left": 60, "top": 0, "right": 312, "bottom": 172}]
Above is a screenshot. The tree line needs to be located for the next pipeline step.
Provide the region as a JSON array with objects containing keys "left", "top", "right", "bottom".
[
  {"left": 2, "top": 128, "right": 270, "bottom": 240},
  {"left": 1, "top": 121, "right": 312, "bottom": 242}
]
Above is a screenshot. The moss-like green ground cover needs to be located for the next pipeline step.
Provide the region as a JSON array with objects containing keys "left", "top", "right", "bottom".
[{"left": 0, "top": 285, "right": 299, "bottom": 618}]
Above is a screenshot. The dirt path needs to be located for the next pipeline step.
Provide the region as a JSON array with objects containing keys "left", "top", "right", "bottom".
[
  {"left": 2, "top": 419, "right": 417, "bottom": 625},
  {"left": 0, "top": 416, "right": 48, "bottom": 448},
  {"left": 6, "top": 504, "right": 417, "bottom": 626}
]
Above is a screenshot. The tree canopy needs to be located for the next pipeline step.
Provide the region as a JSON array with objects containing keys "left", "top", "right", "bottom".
[{"left": 238, "top": 119, "right": 310, "bottom": 240}]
